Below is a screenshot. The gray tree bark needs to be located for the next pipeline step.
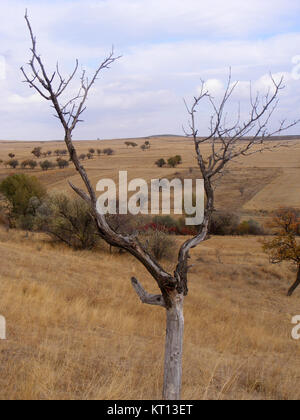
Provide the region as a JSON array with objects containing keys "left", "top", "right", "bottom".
[{"left": 163, "top": 293, "right": 184, "bottom": 400}]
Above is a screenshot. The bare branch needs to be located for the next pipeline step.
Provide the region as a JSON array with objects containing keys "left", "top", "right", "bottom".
[{"left": 131, "top": 277, "right": 166, "bottom": 308}]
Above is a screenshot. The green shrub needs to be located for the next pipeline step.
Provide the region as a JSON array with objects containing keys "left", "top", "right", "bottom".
[
  {"left": 35, "top": 194, "right": 99, "bottom": 250},
  {"left": 142, "top": 228, "right": 175, "bottom": 260},
  {"left": 237, "top": 219, "right": 264, "bottom": 235},
  {"left": 167, "top": 157, "right": 178, "bottom": 168},
  {"left": 57, "top": 159, "right": 69, "bottom": 169},
  {"left": 0, "top": 174, "right": 46, "bottom": 217},
  {"left": 40, "top": 160, "right": 55, "bottom": 171}
]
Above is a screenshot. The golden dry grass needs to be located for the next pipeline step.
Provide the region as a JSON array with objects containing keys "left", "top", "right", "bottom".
[
  {"left": 0, "top": 228, "right": 300, "bottom": 400},
  {"left": 0, "top": 137, "right": 300, "bottom": 400}
]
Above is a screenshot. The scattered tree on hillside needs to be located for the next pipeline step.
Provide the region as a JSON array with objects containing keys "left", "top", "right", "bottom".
[
  {"left": 57, "top": 158, "right": 69, "bottom": 169},
  {"left": 167, "top": 156, "right": 178, "bottom": 168},
  {"left": 40, "top": 160, "right": 55, "bottom": 171},
  {"left": 31, "top": 147, "right": 42, "bottom": 158},
  {"left": 103, "top": 148, "right": 114, "bottom": 155},
  {"left": 21, "top": 159, "right": 37, "bottom": 170},
  {"left": 22, "top": 12, "right": 299, "bottom": 400},
  {"left": 8, "top": 153, "right": 15, "bottom": 159},
  {"left": 7, "top": 159, "right": 19, "bottom": 169},
  {"left": 263, "top": 208, "right": 300, "bottom": 296},
  {"left": 125, "top": 141, "right": 138, "bottom": 148},
  {"left": 155, "top": 158, "right": 166, "bottom": 168}
]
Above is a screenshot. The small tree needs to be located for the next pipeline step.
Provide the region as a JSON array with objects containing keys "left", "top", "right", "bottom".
[
  {"left": 103, "top": 148, "right": 114, "bottom": 155},
  {"left": 40, "top": 160, "right": 55, "bottom": 171},
  {"left": 8, "top": 153, "right": 15, "bottom": 159},
  {"left": 167, "top": 156, "right": 178, "bottom": 168},
  {"left": 21, "top": 160, "right": 29, "bottom": 169},
  {"left": 88, "top": 148, "right": 95, "bottom": 155},
  {"left": 155, "top": 158, "right": 166, "bottom": 168},
  {"left": 57, "top": 158, "right": 69, "bottom": 169},
  {"left": 87, "top": 152, "right": 93, "bottom": 160},
  {"left": 31, "top": 147, "right": 42, "bottom": 158},
  {"left": 174, "top": 155, "right": 182, "bottom": 165},
  {"left": 97, "top": 149, "right": 102, "bottom": 156},
  {"left": 263, "top": 208, "right": 300, "bottom": 296},
  {"left": 22, "top": 13, "right": 298, "bottom": 400},
  {"left": 7, "top": 159, "right": 19, "bottom": 169},
  {"left": 79, "top": 154, "right": 86, "bottom": 161},
  {"left": 28, "top": 160, "right": 38, "bottom": 170}
]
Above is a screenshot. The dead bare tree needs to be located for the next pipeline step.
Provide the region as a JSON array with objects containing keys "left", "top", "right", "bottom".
[{"left": 22, "top": 12, "right": 299, "bottom": 400}]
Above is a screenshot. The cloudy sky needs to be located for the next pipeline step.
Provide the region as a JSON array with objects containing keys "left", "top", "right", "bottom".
[{"left": 1, "top": 0, "right": 300, "bottom": 140}]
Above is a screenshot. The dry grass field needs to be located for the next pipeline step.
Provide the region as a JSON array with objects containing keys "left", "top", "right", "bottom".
[
  {"left": 0, "top": 137, "right": 300, "bottom": 400},
  {"left": 1, "top": 136, "right": 300, "bottom": 217}
]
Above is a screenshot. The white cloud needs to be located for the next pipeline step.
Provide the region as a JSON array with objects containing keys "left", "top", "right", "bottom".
[{"left": 0, "top": 0, "right": 300, "bottom": 140}]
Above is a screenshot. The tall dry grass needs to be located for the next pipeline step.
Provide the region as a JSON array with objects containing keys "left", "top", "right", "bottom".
[{"left": 0, "top": 227, "right": 300, "bottom": 400}]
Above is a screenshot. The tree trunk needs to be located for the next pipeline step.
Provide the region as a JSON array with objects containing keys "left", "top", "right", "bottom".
[
  {"left": 287, "top": 265, "right": 300, "bottom": 297},
  {"left": 163, "top": 293, "right": 184, "bottom": 400}
]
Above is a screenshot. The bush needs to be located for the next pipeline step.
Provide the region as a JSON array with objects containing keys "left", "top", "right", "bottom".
[
  {"left": 142, "top": 228, "right": 175, "bottom": 260},
  {"left": 31, "top": 147, "right": 42, "bottom": 158},
  {"left": 21, "top": 159, "right": 37, "bottom": 170},
  {"left": 103, "top": 148, "right": 115, "bottom": 156},
  {"left": 174, "top": 155, "right": 182, "bottom": 165},
  {"left": 7, "top": 159, "right": 19, "bottom": 169},
  {"left": 35, "top": 194, "right": 100, "bottom": 250},
  {"left": 155, "top": 158, "right": 166, "bottom": 168},
  {"left": 209, "top": 211, "right": 240, "bottom": 235},
  {"left": 40, "top": 160, "right": 55, "bottom": 171},
  {"left": 28, "top": 160, "right": 38, "bottom": 170},
  {"left": 167, "top": 157, "right": 178, "bottom": 168},
  {"left": 0, "top": 174, "right": 46, "bottom": 217},
  {"left": 57, "top": 159, "right": 69, "bottom": 169},
  {"left": 237, "top": 219, "right": 265, "bottom": 235}
]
